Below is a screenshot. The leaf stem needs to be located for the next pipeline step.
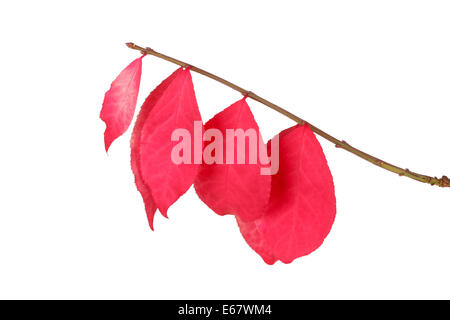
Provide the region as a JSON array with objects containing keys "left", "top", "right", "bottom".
[{"left": 126, "top": 42, "right": 449, "bottom": 188}]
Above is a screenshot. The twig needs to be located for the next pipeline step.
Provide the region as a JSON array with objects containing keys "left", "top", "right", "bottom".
[{"left": 126, "top": 42, "right": 449, "bottom": 188}]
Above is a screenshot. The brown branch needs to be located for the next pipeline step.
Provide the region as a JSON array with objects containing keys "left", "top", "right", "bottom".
[{"left": 125, "top": 42, "right": 449, "bottom": 188}]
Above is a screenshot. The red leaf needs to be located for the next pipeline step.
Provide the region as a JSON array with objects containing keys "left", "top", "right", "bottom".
[
  {"left": 137, "top": 68, "right": 203, "bottom": 217},
  {"left": 101, "top": 56, "right": 143, "bottom": 152},
  {"left": 238, "top": 124, "right": 336, "bottom": 264},
  {"left": 236, "top": 217, "right": 277, "bottom": 265},
  {"left": 130, "top": 69, "right": 181, "bottom": 230},
  {"left": 194, "top": 98, "right": 271, "bottom": 222}
]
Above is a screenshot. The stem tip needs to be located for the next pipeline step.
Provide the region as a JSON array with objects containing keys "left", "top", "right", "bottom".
[{"left": 439, "top": 176, "right": 450, "bottom": 188}]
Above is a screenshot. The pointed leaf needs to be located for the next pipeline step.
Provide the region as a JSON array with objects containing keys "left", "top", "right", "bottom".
[
  {"left": 194, "top": 99, "right": 271, "bottom": 222},
  {"left": 138, "top": 68, "right": 203, "bottom": 217},
  {"left": 236, "top": 217, "right": 277, "bottom": 265},
  {"left": 101, "top": 56, "right": 143, "bottom": 152},
  {"left": 130, "top": 69, "right": 181, "bottom": 230},
  {"left": 238, "top": 124, "right": 336, "bottom": 264}
]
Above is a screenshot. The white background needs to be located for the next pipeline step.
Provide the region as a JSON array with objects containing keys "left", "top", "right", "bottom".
[{"left": 0, "top": 1, "right": 449, "bottom": 299}]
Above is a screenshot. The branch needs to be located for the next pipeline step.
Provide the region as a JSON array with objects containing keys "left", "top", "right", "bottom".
[{"left": 126, "top": 42, "right": 449, "bottom": 188}]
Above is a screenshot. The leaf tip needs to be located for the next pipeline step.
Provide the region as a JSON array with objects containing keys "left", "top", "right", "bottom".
[
  {"left": 159, "top": 208, "right": 169, "bottom": 219},
  {"left": 104, "top": 135, "right": 112, "bottom": 153}
]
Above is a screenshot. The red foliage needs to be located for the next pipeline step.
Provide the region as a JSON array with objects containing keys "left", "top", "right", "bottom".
[
  {"left": 238, "top": 125, "right": 336, "bottom": 263},
  {"left": 101, "top": 60, "right": 336, "bottom": 263},
  {"left": 194, "top": 98, "right": 271, "bottom": 222},
  {"left": 101, "top": 56, "right": 143, "bottom": 152}
]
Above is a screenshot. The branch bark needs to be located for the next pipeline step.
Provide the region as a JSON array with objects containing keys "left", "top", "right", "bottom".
[{"left": 126, "top": 42, "right": 449, "bottom": 188}]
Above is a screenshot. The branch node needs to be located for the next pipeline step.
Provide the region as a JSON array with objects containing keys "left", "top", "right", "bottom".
[
  {"left": 242, "top": 91, "right": 253, "bottom": 99},
  {"left": 335, "top": 140, "right": 348, "bottom": 148},
  {"left": 139, "top": 47, "right": 151, "bottom": 55}
]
